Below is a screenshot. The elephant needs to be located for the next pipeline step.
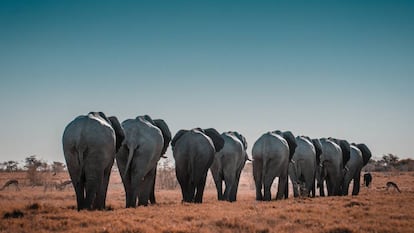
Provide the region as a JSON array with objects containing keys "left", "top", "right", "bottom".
[
  {"left": 210, "top": 131, "right": 249, "bottom": 202},
  {"left": 316, "top": 138, "right": 343, "bottom": 196},
  {"left": 171, "top": 128, "right": 224, "bottom": 203},
  {"left": 252, "top": 130, "right": 297, "bottom": 201},
  {"left": 363, "top": 172, "right": 372, "bottom": 187},
  {"left": 62, "top": 112, "right": 124, "bottom": 210},
  {"left": 116, "top": 115, "right": 171, "bottom": 207},
  {"left": 288, "top": 136, "right": 317, "bottom": 198},
  {"left": 342, "top": 143, "right": 372, "bottom": 195}
]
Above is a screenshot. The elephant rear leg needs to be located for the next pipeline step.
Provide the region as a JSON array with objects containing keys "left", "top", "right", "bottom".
[
  {"left": 138, "top": 169, "right": 157, "bottom": 206},
  {"left": 84, "top": 176, "right": 101, "bottom": 210},
  {"left": 95, "top": 166, "right": 112, "bottom": 210},
  {"left": 211, "top": 170, "right": 224, "bottom": 201},
  {"left": 149, "top": 168, "right": 157, "bottom": 204},
  {"left": 253, "top": 159, "right": 263, "bottom": 201},
  {"left": 176, "top": 172, "right": 195, "bottom": 203},
  {"left": 352, "top": 173, "right": 361, "bottom": 195},
  {"left": 276, "top": 175, "right": 288, "bottom": 200},
  {"left": 194, "top": 174, "right": 208, "bottom": 203},
  {"left": 73, "top": 180, "right": 85, "bottom": 211}
]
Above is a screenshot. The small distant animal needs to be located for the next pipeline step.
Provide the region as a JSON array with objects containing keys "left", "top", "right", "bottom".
[
  {"left": 386, "top": 181, "right": 401, "bottom": 193},
  {"left": 363, "top": 173, "right": 372, "bottom": 187},
  {"left": 56, "top": 180, "right": 72, "bottom": 191},
  {"left": 0, "top": 179, "right": 20, "bottom": 191}
]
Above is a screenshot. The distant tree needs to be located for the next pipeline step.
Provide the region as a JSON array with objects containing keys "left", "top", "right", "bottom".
[
  {"left": 24, "top": 155, "right": 46, "bottom": 186},
  {"left": 381, "top": 154, "right": 400, "bottom": 168},
  {"left": 25, "top": 155, "right": 43, "bottom": 171},
  {"left": 1, "top": 161, "right": 19, "bottom": 172},
  {"left": 51, "top": 161, "right": 66, "bottom": 173}
]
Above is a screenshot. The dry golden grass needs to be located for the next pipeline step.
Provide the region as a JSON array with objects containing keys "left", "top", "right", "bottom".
[{"left": 1, "top": 170, "right": 413, "bottom": 233}]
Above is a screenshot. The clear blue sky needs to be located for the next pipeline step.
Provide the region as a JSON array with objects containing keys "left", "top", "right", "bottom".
[{"left": 1, "top": 0, "right": 413, "bottom": 163}]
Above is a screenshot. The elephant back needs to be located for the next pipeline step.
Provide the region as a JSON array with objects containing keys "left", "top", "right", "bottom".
[
  {"left": 356, "top": 143, "right": 372, "bottom": 166},
  {"left": 153, "top": 119, "right": 172, "bottom": 155},
  {"left": 171, "top": 130, "right": 189, "bottom": 149},
  {"left": 203, "top": 128, "right": 225, "bottom": 152}
]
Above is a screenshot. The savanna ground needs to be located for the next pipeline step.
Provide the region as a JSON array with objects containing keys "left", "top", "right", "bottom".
[{"left": 0, "top": 164, "right": 413, "bottom": 233}]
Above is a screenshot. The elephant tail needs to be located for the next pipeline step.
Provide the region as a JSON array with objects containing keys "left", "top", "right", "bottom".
[
  {"left": 123, "top": 144, "right": 136, "bottom": 180},
  {"left": 76, "top": 147, "right": 85, "bottom": 184}
]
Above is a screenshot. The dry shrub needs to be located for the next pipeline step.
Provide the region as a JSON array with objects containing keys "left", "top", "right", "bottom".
[
  {"left": 324, "top": 227, "right": 353, "bottom": 233},
  {"left": 3, "top": 210, "right": 24, "bottom": 219},
  {"left": 26, "top": 203, "right": 40, "bottom": 210},
  {"left": 156, "top": 166, "right": 179, "bottom": 190}
]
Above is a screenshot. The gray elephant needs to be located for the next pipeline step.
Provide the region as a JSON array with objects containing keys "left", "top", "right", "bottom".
[
  {"left": 171, "top": 128, "right": 224, "bottom": 203},
  {"left": 116, "top": 115, "right": 171, "bottom": 207},
  {"left": 317, "top": 138, "right": 344, "bottom": 196},
  {"left": 252, "top": 130, "right": 297, "bottom": 201},
  {"left": 288, "top": 136, "right": 317, "bottom": 197},
  {"left": 342, "top": 143, "right": 372, "bottom": 195},
  {"left": 210, "top": 131, "right": 249, "bottom": 202},
  {"left": 62, "top": 112, "right": 124, "bottom": 210}
]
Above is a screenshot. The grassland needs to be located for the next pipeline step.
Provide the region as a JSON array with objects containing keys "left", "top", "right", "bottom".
[{"left": 0, "top": 169, "right": 413, "bottom": 233}]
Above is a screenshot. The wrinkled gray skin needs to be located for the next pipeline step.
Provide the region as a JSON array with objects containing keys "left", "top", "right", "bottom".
[
  {"left": 62, "top": 112, "right": 124, "bottom": 210},
  {"left": 317, "top": 138, "right": 343, "bottom": 196},
  {"left": 210, "top": 131, "right": 248, "bottom": 202},
  {"left": 172, "top": 128, "right": 224, "bottom": 203},
  {"left": 116, "top": 116, "right": 170, "bottom": 207},
  {"left": 288, "top": 136, "right": 316, "bottom": 197},
  {"left": 342, "top": 145, "right": 363, "bottom": 195},
  {"left": 252, "top": 132, "right": 290, "bottom": 201}
]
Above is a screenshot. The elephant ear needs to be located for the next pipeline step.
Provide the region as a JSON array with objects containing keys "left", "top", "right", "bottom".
[
  {"left": 356, "top": 143, "right": 372, "bottom": 166},
  {"left": 338, "top": 139, "right": 351, "bottom": 167},
  {"left": 311, "top": 138, "right": 323, "bottom": 165},
  {"left": 153, "top": 119, "right": 172, "bottom": 155},
  {"left": 171, "top": 129, "right": 189, "bottom": 149},
  {"left": 89, "top": 111, "right": 110, "bottom": 122},
  {"left": 230, "top": 131, "right": 248, "bottom": 150},
  {"left": 108, "top": 116, "right": 125, "bottom": 153},
  {"left": 329, "top": 138, "right": 351, "bottom": 167},
  {"left": 203, "top": 128, "right": 225, "bottom": 152},
  {"left": 139, "top": 114, "right": 156, "bottom": 125},
  {"left": 283, "top": 131, "right": 297, "bottom": 160}
]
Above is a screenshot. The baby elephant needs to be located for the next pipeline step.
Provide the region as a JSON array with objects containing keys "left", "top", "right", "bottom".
[{"left": 363, "top": 173, "right": 372, "bottom": 187}]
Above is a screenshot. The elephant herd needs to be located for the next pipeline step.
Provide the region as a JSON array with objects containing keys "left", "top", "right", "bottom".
[{"left": 62, "top": 112, "right": 372, "bottom": 211}]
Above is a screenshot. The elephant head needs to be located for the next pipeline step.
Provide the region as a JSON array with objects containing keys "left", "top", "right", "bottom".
[
  {"left": 274, "top": 130, "right": 297, "bottom": 160},
  {"left": 153, "top": 119, "right": 172, "bottom": 155},
  {"left": 311, "top": 138, "right": 323, "bottom": 165},
  {"left": 108, "top": 116, "right": 125, "bottom": 153},
  {"left": 227, "top": 131, "right": 248, "bottom": 150},
  {"left": 329, "top": 138, "right": 350, "bottom": 168},
  {"left": 355, "top": 143, "right": 372, "bottom": 166},
  {"left": 203, "top": 128, "right": 225, "bottom": 152}
]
